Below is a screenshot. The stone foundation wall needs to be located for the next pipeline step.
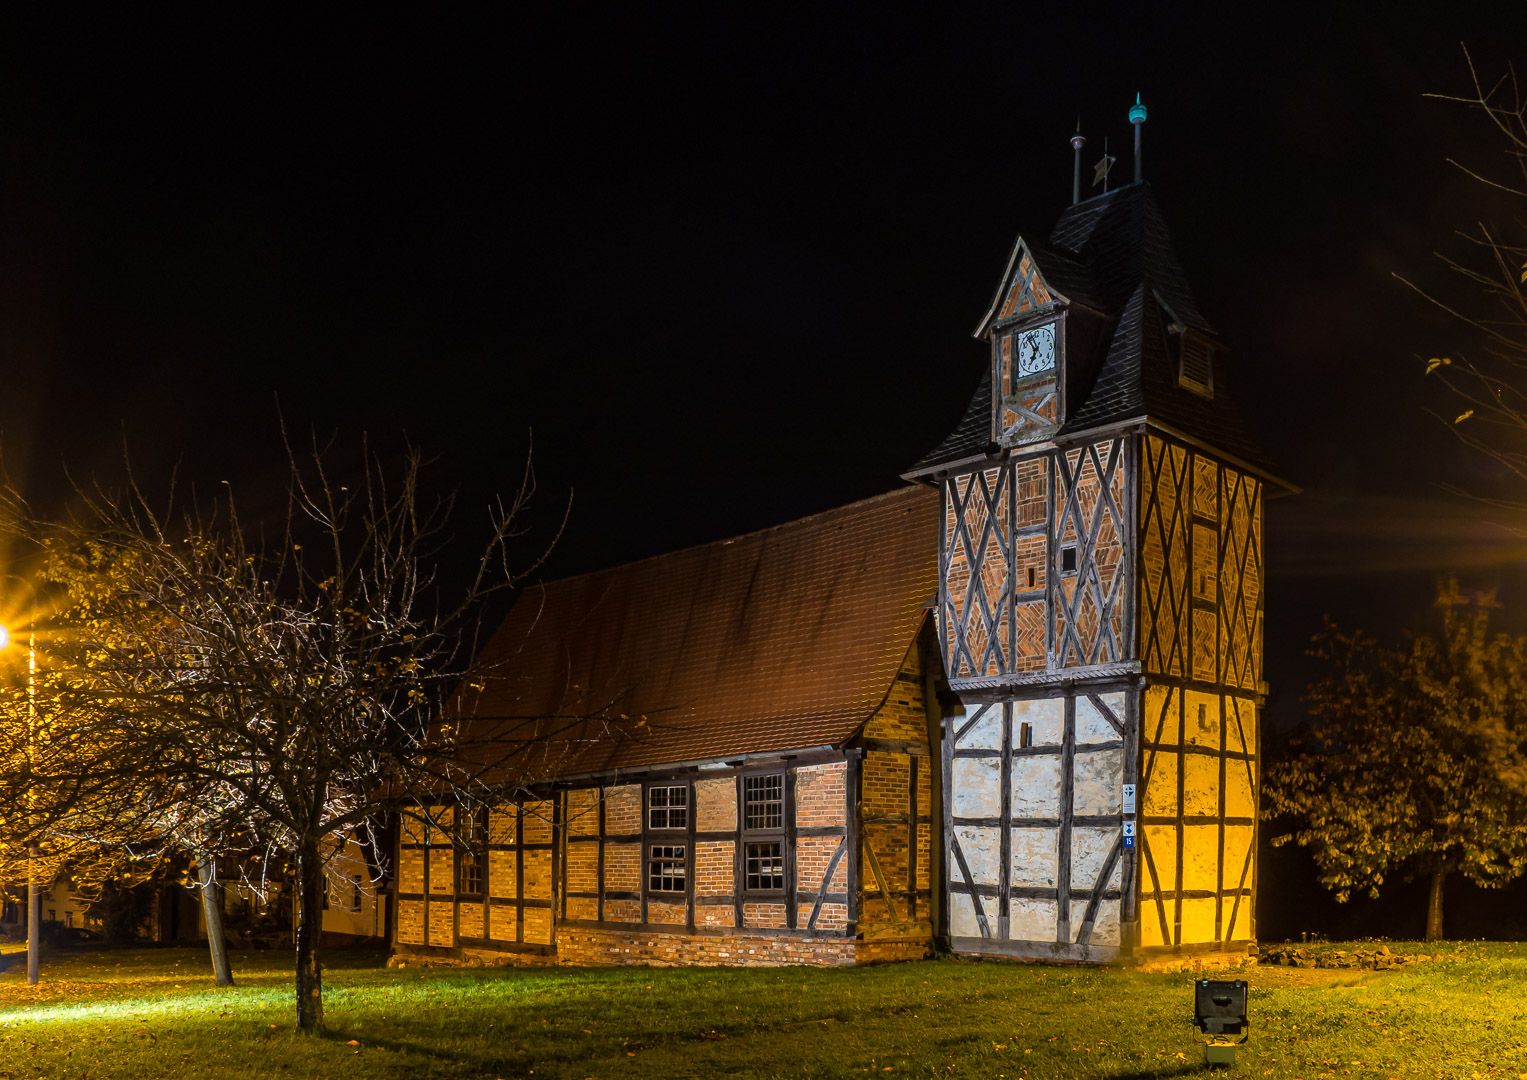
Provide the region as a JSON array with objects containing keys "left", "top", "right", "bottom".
[{"left": 557, "top": 927, "right": 856, "bottom": 967}]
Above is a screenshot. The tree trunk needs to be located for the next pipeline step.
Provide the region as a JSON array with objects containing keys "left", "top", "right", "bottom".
[
  {"left": 1425, "top": 864, "right": 1447, "bottom": 942},
  {"left": 198, "top": 859, "right": 235, "bottom": 987},
  {"left": 294, "top": 837, "right": 325, "bottom": 1031}
]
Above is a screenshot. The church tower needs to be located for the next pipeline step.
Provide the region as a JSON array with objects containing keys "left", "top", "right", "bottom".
[{"left": 906, "top": 127, "right": 1293, "bottom": 963}]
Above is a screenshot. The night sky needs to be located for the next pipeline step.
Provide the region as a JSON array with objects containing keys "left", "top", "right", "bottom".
[{"left": 2, "top": 6, "right": 1527, "bottom": 934}]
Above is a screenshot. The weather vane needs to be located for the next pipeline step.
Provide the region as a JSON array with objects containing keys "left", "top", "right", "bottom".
[{"left": 1093, "top": 136, "right": 1116, "bottom": 192}]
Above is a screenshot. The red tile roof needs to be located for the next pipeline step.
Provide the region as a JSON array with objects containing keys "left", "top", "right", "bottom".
[{"left": 453, "top": 486, "right": 939, "bottom": 783}]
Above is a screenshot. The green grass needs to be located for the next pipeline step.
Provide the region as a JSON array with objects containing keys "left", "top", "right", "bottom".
[{"left": 0, "top": 941, "right": 1523, "bottom": 1078}]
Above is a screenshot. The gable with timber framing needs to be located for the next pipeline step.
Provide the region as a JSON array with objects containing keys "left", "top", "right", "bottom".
[{"left": 993, "top": 246, "right": 1056, "bottom": 325}]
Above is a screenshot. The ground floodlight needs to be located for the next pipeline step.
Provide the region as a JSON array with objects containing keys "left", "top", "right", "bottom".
[{"left": 1193, "top": 979, "right": 1248, "bottom": 1066}]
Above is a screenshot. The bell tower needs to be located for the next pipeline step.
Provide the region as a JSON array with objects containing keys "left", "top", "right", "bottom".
[{"left": 906, "top": 106, "right": 1294, "bottom": 964}]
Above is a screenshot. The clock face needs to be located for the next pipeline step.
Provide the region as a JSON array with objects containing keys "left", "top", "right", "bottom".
[{"left": 1016, "top": 325, "right": 1056, "bottom": 377}]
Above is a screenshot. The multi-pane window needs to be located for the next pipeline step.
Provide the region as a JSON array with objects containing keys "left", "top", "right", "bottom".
[
  {"left": 648, "top": 845, "right": 686, "bottom": 893},
  {"left": 745, "top": 842, "right": 784, "bottom": 890},
  {"left": 459, "top": 851, "right": 484, "bottom": 898},
  {"left": 743, "top": 774, "right": 784, "bottom": 831},
  {"left": 648, "top": 785, "right": 688, "bottom": 830}
]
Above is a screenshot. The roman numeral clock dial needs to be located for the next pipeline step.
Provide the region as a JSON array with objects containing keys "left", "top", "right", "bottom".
[{"left": 1017, "top": 324, "right": 1055, "bottom": 377}]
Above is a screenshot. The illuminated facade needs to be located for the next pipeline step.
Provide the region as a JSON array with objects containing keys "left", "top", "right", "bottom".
[
  {"left": 904, "top": 181, "right": 1290, "bottom": 962},
  {"left": 389, "top": 181, "right": 1286, "bottom": 970}
]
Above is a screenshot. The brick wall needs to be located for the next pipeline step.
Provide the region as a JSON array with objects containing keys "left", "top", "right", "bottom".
[
  {"left": 695, "top": 841, "right": 733, "bottom": 897},
  {"left": 857, "top": 648, "right": 936, "bottom": 949},
  {"left": 696, "top": 777, "right": 736, "bottom": 830},
  {"left": 397, "top": 899, "right": 424, "bottom": 944},
  {"left": 795, "top": 762, "right": 846, "bottom": 827},
  {"left": 605, "top": 784, "right": 641, "bottom": 833}
]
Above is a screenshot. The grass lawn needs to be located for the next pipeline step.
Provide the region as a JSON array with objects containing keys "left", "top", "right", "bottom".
[{"left": 0, "top": 941, "right": 1523, "bottom": 1079}]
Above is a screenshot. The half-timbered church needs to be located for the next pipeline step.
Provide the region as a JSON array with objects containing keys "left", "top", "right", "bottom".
[{"left": 390, "top": 122, "right": 1290, "bottom": 969}]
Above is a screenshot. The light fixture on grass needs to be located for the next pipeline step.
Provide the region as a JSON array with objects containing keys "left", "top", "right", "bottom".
[{"left": 1193, "top": 978, "right": 1248, "bottom": 1066}]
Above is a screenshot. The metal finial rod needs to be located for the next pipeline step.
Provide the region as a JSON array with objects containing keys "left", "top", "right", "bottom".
[
  {"left": 1129, "top": 93, "right": 1147, "bottom": 184},
  {"left": 1071, "top": 120, "right": 1085, "bottom": 205}
]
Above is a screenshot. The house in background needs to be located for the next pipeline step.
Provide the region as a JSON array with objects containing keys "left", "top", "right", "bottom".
[{"left": 3, "top": 841, "right": 386, "bottom": 948}]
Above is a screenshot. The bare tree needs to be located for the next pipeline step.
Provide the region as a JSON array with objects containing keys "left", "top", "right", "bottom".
[
  {"left": 1398, "top": 47, "right": 1527, "bottom": 503},
  {"left": 39, "top": 436, "right": 569, "bottom": 1030}
]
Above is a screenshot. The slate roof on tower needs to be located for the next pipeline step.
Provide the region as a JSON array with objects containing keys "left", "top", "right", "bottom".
[
  {"left": 450, "top": 486, "right": 940, "bottom": 785},
  {"left": 907, "top": 182, "right": 1282, "bottom": 483}
]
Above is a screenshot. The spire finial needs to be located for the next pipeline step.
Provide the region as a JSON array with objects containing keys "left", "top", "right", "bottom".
[
  {"left": 1129, "top": 93, "right": 1147, "bottom": 183},
  {"left": 1070, "top": 119, "right": 1085, "bottom": 204}
]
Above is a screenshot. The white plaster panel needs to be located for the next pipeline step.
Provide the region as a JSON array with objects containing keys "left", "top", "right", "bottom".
[
  {"left": 1072, "top": 747, "right": 1124, "bottom": 816},
  {"left": 1011, "top": 696, "right": 1064, "bottom": 747},
  {"left": 953, "top": 756, "right": 1001, "bottom": 818},
  {"left": 1072, "top": 898, "right": 1121, "bottom": 945},
  {"left": 950, "top": 892, "right": 999, "bottom": 939},
  {"left": 1070, "top": 826, "right": 1120, "bottom": 892},
  {"left": 1011, "top": 753, "right": 1061, "bottom": 818},
  {"left": 954, "top": 826, "right": 1001, "bottom": 886},
  {"left": 956, "top": 706, "right": 1001, "bottom": 749},
  {"left": 1076, "top": 693, "right": 1125, "bottom": 744},
  {"left": 1008, "top": 897, "right": 1057, "bottom": 943},
  {"left": 1009, "top": 827, "right": 1058, "bottom": 889}
]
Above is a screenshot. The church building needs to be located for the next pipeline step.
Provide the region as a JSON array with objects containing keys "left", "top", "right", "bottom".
[{"left": 390, "top": 120, "right": 1290, "bottom": 969}]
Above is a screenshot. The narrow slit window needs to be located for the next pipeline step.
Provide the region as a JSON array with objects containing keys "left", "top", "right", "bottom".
[
  {"left": 647, "top": 785, "right": 688, "bottom": 830},
  {"left": 1060, "top": 546, "right": 1078, "bottom": 574},
  {"left": 1027, "top": 566, "right": 1036, "bottom": 589},
  {"left": 350, "top": 875, "right": 364, "bottom": 913},
  {"left": 458, "top": 851, "right": 483, "bottom": 898},
  {"left": 745, "top": 842, "right": 784, "bottom": 891},
  {"left": 648, "top": 845, "right": 686, "bottom": 893},
  {"left": 1019, "top": 722, "right": 1033, "bottom": 749},
  {"left": 743, "top": 774, "right": 784, "bottom": 831}
]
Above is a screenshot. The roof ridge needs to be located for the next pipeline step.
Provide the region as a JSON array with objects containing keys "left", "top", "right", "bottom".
[{"left": 530, "top": 484, "right": 929, "bottom": 589}]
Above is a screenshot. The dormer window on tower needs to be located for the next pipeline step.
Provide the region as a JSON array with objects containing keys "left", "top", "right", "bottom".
[
  {"left": 1000, "top": 318, "right": 1059, "bottom": 396},
  {"left": 1158, "top": 293, "right": 1215, "bottom": 400},
  {"left": 995, "top": 312, "right": 1063, "bottom": 446}
]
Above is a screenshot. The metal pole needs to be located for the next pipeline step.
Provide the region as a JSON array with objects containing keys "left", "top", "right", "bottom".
[
  {"left": 27, "top": 635, "right": 39, "bottom": 986},
  {"left": 1129, "top": 94, "right": 1147, "bottom": 184},
  {"left": 1071, "top": 128, "right": 1085, "bottom": 205}
]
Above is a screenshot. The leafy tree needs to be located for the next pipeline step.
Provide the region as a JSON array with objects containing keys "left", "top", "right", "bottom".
[
  {"left": 1265, "top": 580, "right": 1527, "bottom": 940},
  {"left": 0, "top": 548, "right": 171, "bottom": 984}
]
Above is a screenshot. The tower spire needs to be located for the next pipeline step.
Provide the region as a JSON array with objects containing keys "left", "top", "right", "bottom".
[
  {"left": 1070, "top": 120, "right": 1085, "bottom": 205},
  {"left": 1129, "top": 93, "right": 1147, "bottom": 183}
]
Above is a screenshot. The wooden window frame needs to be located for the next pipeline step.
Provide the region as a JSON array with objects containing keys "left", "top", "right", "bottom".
[
  {"left": 647, "top": 844, "right": 687, "bottom": 895},
  {"left": 457, "top": 806, "right": 487, "bottom": 900},
  {"left": 646, "top": 784, "right": 689, "bottom": 831},
  {"left": 740, "top": 769, "right": 787, "bottom": 898}
]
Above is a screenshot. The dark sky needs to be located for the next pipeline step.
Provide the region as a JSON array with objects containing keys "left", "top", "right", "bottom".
[{"left": 2, "top": 5, "right": 1527, "bottom": 734}]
